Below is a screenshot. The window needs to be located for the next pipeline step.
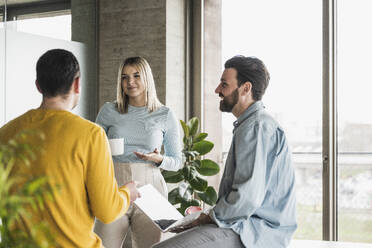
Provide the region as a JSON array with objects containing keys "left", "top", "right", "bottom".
[
  {"left": 222, "top": 0, "right": 322, "bottom": 240},
  {"left": 8, "top": 10, "right": 71, "bottom": 40},
  {"left": 221, "top": 0, "right": 372, "bottom": 243},
  {"left": 0, "top": 0, "right": 94, "bottom": 124},
  {"left": 337, "top": 0, "right": 372, "bottom": 243}
]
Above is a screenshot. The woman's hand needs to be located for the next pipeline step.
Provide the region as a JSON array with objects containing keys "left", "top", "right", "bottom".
[{"left": 134, "top": 148, "right": 163, "bottom": 164}]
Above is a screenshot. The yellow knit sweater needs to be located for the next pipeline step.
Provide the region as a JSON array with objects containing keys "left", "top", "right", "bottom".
[{"left": 0, "top": 109, "right": 130, "bottom": 248}]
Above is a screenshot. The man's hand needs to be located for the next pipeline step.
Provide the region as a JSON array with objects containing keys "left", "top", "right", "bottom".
[
  {"left": 124, "top": 181, "right": 141, "bottom": 202},
  {"left": 134, "top": 148, "right": 163, "bottom": 165},
  {"left": 169, "top": 213, "right": 215, "bottom": 233}
]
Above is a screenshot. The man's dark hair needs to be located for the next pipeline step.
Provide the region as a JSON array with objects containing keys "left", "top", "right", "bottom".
[
  {"left": 36, "top": 49, "right": 80, "bottom": 97},
  {"left": 224, "top": 56, "right": 270, "bottom": 101}
]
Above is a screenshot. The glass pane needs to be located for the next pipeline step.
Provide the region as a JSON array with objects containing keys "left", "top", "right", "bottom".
[
  {"left": 3, "top": 8, "right": 94, "bottom": 121},
  {"left": 338, "top": 0, "right": 372, "bottom": 243},
  {"left": 221, "top": 0, "right": 322, "bottom": 240},
  {"left": 11, "top": 11, "right": 71, "bottom": 40},
  {"left": 5, "top": 29, "right": 87, "bottom": 121}
]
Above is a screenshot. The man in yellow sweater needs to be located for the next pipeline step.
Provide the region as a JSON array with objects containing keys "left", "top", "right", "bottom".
[{"left": 0, "top": 49, "right": 140, "bottom": 247}]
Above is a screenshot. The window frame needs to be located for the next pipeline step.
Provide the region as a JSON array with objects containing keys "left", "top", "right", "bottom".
[{"left": 323, "top": 0, "right": 338, "bottom": 241}]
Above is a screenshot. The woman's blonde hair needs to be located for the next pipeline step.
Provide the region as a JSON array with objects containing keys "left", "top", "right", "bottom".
[{"left": 116, "top": 57, "right": 163, "bottom": 113}]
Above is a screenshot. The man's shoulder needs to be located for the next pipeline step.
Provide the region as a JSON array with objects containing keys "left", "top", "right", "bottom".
[
  {"left": 0, "top": 110, "right": 34, "bottom": 140},
  {"left": 62, "top": 112, "right": 103, "bottom": 134},
  {"left": 244, "top": 109, "right": 280, "bottom": 131},
  {"left": 0, "top": 110, "right": 102, "bottom": 140}
]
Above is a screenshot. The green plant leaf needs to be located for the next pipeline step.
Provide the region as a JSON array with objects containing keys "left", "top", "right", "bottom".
[
  {"left": 189, "top": 199, "right": 201, "bottom": 206},
  {"left": 25, "top": 177, "right": 48, "bottom": 194},
  {"left": 161, "top": 170, "right": 184, "bottom": 183},
  {"left": 184, "top": 151, "right": 198, "bottom": 159},
  {"left": 189, "top": 176, "right": 208, "bottom": 192},
  {"left": 193, "top": 132, "right": 208, "bottom": 143},
  {"left": 192, "top": 140, "right": 214, "bottom": 156},
  {"left": 180, "top": 120, "right": 189, "bottom": 138},
  {"left": 0, "top": 130, "right": 58, "bottom": 247},
  {"left": 177, "top": 207, "right": 186, "bottom": 216},
  {"left": 182, "top": 166, "right": 193, "bottom": 181},
  {"left": 168, "top": 188, "right": 182, "bottom": 204},
  {"left": 197, "top": 186, "right": 218, "bottom": 206},
  {"left": 187, "top": 117, "right": 199, "bottom": 137},
  {"left": 178, "top": 182, "right": 193, "bottom": 202},
  {"left": 178, "top": 199, "right": 201, "bottom": 216},
  {"left": 191, "top": 160, "right": 201, "bottom": 168},
  {"left": 196, "top": 159, "right": 220, "bottom": 176}
]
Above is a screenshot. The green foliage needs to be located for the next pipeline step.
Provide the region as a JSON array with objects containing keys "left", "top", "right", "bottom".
[
  {"left": 197, "top": 159, "right": 220, "bottom": 176},
  {"left": 197, "top": 186, "right": 218, "bottom": 206},
  {"left": 0, "top": 131, "right": 57, "bottom": 248},
  {"left": 162, "top": 170, "right": 184, "bottom": 183},
  {"left": 162, "top": 117, "right": 220, "bottom": 215},
  {"left": 192, "top": 140, "right": 214, "bottom": 156}
]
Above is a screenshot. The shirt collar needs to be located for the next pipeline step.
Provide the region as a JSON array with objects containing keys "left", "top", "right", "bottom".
[{"left": 233, "top": 101, "right": 264, "bottom": 129}]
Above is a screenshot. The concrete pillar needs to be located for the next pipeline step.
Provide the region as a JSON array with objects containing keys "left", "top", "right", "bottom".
[
  {"left": 71, "top": 0, "right": 97, "bottom": 121},
  {"left": 98, "top": 0, "right": 186, "bottom": 120},
  {"left": 203, "top": 0, "right": 223, "bottom": 188},
  {"left": 166, "top": 0, "right": 186, "bottom": 119}
]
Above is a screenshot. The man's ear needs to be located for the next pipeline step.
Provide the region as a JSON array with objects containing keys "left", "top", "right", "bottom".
[
  {"left": 241, "top": 81, "right": 252, "bottom": 95},
  {"left": 35, "top": 80, "right": 43, "bottom": 94},
  {"left": 72, "top": 77, "right": 81, "bottom": 94}
]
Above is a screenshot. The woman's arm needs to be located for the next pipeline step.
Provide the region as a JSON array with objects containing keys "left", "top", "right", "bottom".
[
  {"left": 95, "top": 103, "right": 111, "bottom": 133},
  {"left": 157, "top": 109, "right": 183, "bottom": 171}
]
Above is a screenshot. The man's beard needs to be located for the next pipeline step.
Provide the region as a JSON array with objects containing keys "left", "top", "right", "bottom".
[{"left": 219, "top": 88, "right": 239, "bottom": 112}]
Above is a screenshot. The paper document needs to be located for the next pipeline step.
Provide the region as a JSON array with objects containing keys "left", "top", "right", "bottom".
[{"left": 134, "top": 184, "right": 203, "bottom": 232}]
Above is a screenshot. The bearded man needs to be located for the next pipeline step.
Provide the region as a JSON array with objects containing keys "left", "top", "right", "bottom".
[{"left": 153, "top": 56, "right": 297, "bottom": 248}]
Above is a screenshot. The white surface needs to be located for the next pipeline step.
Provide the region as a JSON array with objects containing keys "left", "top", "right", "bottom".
[
  {"left": 289, "top": 240, "right": 372, "bottom": 248},
  {"left": 108, "top": 138, "right": 124, "bottom": 156},
  {"left": 1, "top": 29, "right": 88, "bottom": 126},
  {"left": 134, "top": 184, "right": 183, "bottom": 221}
]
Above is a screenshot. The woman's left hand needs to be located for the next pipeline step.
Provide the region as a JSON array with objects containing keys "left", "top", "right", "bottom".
[{"left": 134, "top": 148, "right": 163, "bottom": 164}]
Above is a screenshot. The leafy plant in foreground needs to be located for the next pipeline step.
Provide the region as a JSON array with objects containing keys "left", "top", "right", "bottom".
[{"left": 162, "top": 117, "right": 220, "bottom": 215}]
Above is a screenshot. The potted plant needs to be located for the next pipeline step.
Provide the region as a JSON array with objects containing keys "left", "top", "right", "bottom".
[
  {"left": 161, "top": 117, "right": 220, "bottom": 215},
  {"left": 0, "top": 131, "right": 56, "bottom": 248}
]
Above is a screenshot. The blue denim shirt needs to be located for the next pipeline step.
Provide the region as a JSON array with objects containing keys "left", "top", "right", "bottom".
[{"left": 210, "top": 101, "right": 297, "bottom": 247}]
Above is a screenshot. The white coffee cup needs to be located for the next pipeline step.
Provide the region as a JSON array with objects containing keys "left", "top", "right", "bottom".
[{"left": 108, "top": 138, "right": 124, "bottom": 156}]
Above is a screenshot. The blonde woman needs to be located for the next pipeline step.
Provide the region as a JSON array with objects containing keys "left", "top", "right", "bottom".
[{"left": 94, "top": 57, "right": 182, "bottom": 248}]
